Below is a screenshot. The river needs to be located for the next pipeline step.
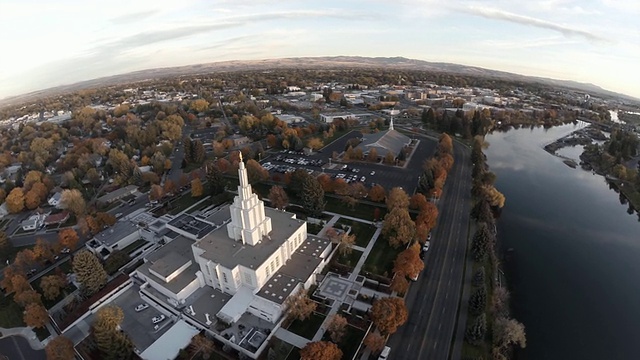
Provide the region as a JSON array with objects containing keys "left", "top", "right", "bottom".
[{"left": 485, "top": 123, "right": 640, "bottom": 360}]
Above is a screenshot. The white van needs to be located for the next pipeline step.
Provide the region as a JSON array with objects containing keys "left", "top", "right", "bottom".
[{"left": 378, "top": 346, "right": 391, "bottom": 360}]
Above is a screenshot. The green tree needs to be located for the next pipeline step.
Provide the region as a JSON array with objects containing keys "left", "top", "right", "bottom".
[
  {"left": 300, "top": 176, "right": 325, "bottom": 217},
  {"left": 104, "top": 250, "right": 130, "bottom": 275},
  {"left": 191, "top": 178, "right": 204, "bottom": 197},
  {"left": 206, "top": 163, "right": 226, "bottom": 195},
  {"left": 465, "top": 313, "right": 486, "bottom": 345},
  {"left": 72, "top": 250, "right": 107, "bottom": 295},
  {"left": 469, "top": 285, "right": 487, "bottom": 316}
]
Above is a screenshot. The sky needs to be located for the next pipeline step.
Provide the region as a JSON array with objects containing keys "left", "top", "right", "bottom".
[{"left": 1, "top": 0, "right": 639, "bottom": 99}]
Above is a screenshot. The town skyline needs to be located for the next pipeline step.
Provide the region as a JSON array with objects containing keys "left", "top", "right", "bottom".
[{"left": 1, "top": 0, "right": 638, "bottom": 100}]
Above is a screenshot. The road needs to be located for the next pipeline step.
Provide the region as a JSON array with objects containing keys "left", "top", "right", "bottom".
[
  {"left": 0, "top": 335, "right": 46, "bottom": 360},
  {"left": 387, "top": 132, "right": 472, "bottom": 360}
]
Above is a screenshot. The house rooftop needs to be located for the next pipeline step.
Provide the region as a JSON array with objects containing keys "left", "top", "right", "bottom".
[
  {"left": 97, "top": 185, "right": 138, "bottom": 204},
  {"left": 93, "top": 221, "right": 139, "bottom": 247},
  {"left": 194, "top": 208, "right": 304, "bottom": 270},
  {"left": 256, "top": 236, "right": 330, "bottom": 304}
]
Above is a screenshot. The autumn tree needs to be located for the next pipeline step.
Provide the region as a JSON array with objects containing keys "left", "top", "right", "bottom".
[
  {"left": 33, "top": 238, "right": 53, "bottom": 261},
  {"left": 1, "top": 268, "right": 28, "bottom": 293},
  {"left": 367, "top": 148, "right": 379, "bottom": 162},
  {"left": 45, "top": 335, "right": 76, "bottom": 360},
  {"left": 24, "top": 189, "right": 41, "bottom": 210},
  {"left": 193, "top": 139, "right": 205, "bottom": 163},
  {"left": 189, "top": 334, "right": 215, "bottom": 360},
  {"left": 15, "top": 289, "right": 42, "bottom": 307},
  {"left": 370, "top": 297, "right": 408, "bottom": 335},
  {"left": 0, "top": 230, "right": 10, "bottom": 253},
  {"left": 268, "top": 186, "right": 289, "bottom": 210},
  {"left": 437, "top": 133, "right": 454, "bottom": 155},
  {"left": 363, "top": 332, "right": 386, "bottom": 353},
  {"left": 60, "top": 189, "right": 86, "bottom": 216},
  {"left": 338, "top": 232, "right": 356, "bottom": 256},
  {"left": 390, "top": 275, "right": 409, "bottom": 295},
  {"left": 72, "top": 250, "right": 107, "bottom": 295},
  {"left": 409, "top": 193, "right": 428, "bottom": 210},
  {"left": 386, "top": 187, "right": 409, "bottom": 210},
  {"left": 369, "top": 184, "right": 386, "bottom": 202},
  {"left": 95, "top": 212, "right": 117, "bottom": 228},
  {"left": 93, "top": 305, "right": 134, "bottom": 360},
  {"left": 382, "top": 207, "right": 416, "bottom": 248},
  {"left": 163, "top": 179, "right": 177, "bottom": 195},
  {"left": 326, "top": 314, "right": 348, "bottom": 343},
  {"left": 245, "top": 159, "right": 268, "bottom": 184},
  {"left": 40, "top": 274, "right": 68, "bottom": 301},
  {"left": 191, "top": 99, "right": 210, "bottom": 113},
  {"left": 284, "top": 289, "right": 317, "bottom": 321},
  {"left": 149, "top": 184, "right": 164, "bottom": 201},
  {"left": 393, "top": 243, "right": 424, "bottom": 279},
  {"left": 14, "top": 249, "right": 37, "bottom": 269},
  {"left": 191, "top": 178, "right": 204, "bottom": 197},
  {"left": 416, "top": 202, "right": 438, "bottom": 234},
  {"left": 300, "top": 176, "right": 325, "bottom": 217},
  {"left": 493, "top": 317, "right": 526, "bottom": 353},
  {"left": 58, "top": 228, "right": 79, "bottom": 250},
  {"left": 384, "top": 151, "right": 395, "bottom": 164},
  {"left": 306, "top": 137, "right": 324, "bottom": 150},
  {"left": 6, "top": 187, "right": 25, "bottom": 213},
  {"left": 24, "top": 303, "right": 49, "bottom": 328},
  {"left": 299, "top": 341, "right": 342, "bottom": 360}
]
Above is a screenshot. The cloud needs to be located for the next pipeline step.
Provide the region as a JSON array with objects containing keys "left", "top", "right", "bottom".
[
  {"left": 109, "top": 9, "right": 161, "bottom": 24},
  {"left": 460, "top": 6, "right": 610, "bottom": 43}
]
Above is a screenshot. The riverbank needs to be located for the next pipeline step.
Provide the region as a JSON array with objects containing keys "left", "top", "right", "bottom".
[{"left": 543, "top": 125, "right": 606, "bottom": 168}]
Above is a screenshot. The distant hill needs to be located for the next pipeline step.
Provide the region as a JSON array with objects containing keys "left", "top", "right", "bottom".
[{"left": 1, "top": 56, "right": 637, "bottom": 107}]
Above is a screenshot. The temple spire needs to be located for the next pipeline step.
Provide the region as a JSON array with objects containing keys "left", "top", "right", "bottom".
[
  {"left": 389, "top": 116, "right": 394, "bottom": 131},
  {"left": 238, "top": 152, "right": 249, "bottom": 193}
]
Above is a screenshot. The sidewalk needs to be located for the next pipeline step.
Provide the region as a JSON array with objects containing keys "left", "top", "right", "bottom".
[
  {"left": 311, "top": 222, "right": 383, "bottom": 342},
  {"left": 274, "top": 328, "right": 310, "bottom": 349},
  {"left": 0, "top": 326, "right": 45, "bottom": 350}
]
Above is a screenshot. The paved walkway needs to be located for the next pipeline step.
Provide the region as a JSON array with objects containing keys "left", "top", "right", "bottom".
[
  {"left": 311, "top": 221, "right": 383, "bottom": 342},
  {"left": 324, "top": 212, "right": 375, "bottom": 225},
  {"left": 0, "top": 326, "right": 45, "bottom": 350},
  {"left": 274, "top": 328, "right": 310, "bottom": 349}
]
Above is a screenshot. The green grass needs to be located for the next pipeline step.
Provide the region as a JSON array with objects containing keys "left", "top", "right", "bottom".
[
  {"left": 361, "top": 235, "right": 402, "bottom": 277},
  {"left": 267, "top": 338, "right": 300, "bottom": 360},
  {"left": 0, "top": 294, "right": 26, "bottom": 328},
  {"left": 168, "top": 194, "right": 206, "bottom": 215},
  {"left": 336, "top": 250, "right": 362, "bottom": 268},
  {"left": 307, "top": 223, "right": 324, "bottom": 235},
  {"left": 324, "top": 197, "right": 386, "bottom": 221},
  {"left": 0, "top": 244, "right": 36, "bottom": 272},
  {"left": 287, "top": 312, "right": 325, "bottom": 339},
  {"left": 338, "top": 325, "right": 366, "bottom": 360},
  {"left": 335, "top": 218, "right": 377, "bottom": 247},
  {"left": 122, "top": 239, "right": 148, "bottom": 254}
]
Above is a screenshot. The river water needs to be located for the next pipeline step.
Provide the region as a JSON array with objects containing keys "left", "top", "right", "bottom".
[{"left": 485, "top": 123, "right": 640, "bottom": 360}]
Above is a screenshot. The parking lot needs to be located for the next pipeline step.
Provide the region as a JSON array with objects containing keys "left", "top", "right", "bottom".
[
  {"left": 262, "top": 130, "right": 437, "bottom": 194},
  {"left": 110, "top": 285, "right": 173, "bottom": 352}
]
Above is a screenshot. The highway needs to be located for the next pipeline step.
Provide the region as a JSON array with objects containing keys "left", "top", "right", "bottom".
[{"left": 387, "top": 133, "right": 472, "bottom": 360}]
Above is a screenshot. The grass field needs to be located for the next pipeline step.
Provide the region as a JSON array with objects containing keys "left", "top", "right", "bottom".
[
  {"left": 335, "top": 218, "right": 377, "bottom": 247},
  {"left": 324, "top": 197, "right": 386, "bottom": 221},
  {"left": 122, "top": 239, "right": 148, "bottom": 255},
  {"left": 361, "top": 235, "right": 401, "bottom": 277},
  {"left": 287, "top": 312, "right": 325, "bottom": 340},
  {"left": 168, "top": 194, "right": 206, "bottom": 215},
  {"left": 0, "top": 294, "right": 25, "bottom": 328},
  {"left": 336, "top": 250, "right": 362, "bottom": 268}
]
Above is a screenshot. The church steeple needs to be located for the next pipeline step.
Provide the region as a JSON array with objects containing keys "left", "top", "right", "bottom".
[
  {"left": 389, "top": 116, "right": 394, "bottom": 131},
  {"left": 227, "top": 151, "right": 272, "bottom": 246}
]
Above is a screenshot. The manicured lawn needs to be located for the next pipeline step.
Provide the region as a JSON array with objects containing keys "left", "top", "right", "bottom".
[
  {"left": 0, "top": 294, "right": 26, "bottom": 328},
  {"left": 361, "top": 236, "right": 402, "bottom": 277},
  {"left": 335, "top": 218, "right": 377, "bottom": 247},
  {"left": 122, "top": 239, "right": 148, "bottom": 255},
  {"left": 338, "top": 325, "right": 366, "bottom": 360},
  {"left": 34, "top": 326, "right": 50, "bottom": 341},
  {"left": 267, "top": 338, "right": 300, "bottom": 360},
  {"left": 324, "top": 197, "right": 386, "bottom": 221},
  {"left": 336, "top": 250, "right": 362, "bottom": 268},
  {"left": 168, "top": 195, "right": 206, "bottom": 215},
  {"left": 287, "top": 312, "right": 325, "bottom": 340},
  {"left": 307, "top": 223, "right": 324, "bottom": 235}
]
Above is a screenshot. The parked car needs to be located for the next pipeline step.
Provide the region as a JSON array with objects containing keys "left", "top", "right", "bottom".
[
  {"left": 370, "top": 171, "right": 376, "bottom": 176},
  {"left": 422, "top": 241, "right": 430, "bottom": 253},
  {"left": 61, "top": 247, "right": 71, "bottom": 254},
  {"left": 152, "top": 314, "right": 166, "bottom": 324},
  {"left": 115, "top": 213, "right": 123, "bottom": 218},
  {"left": 135, "top": 303, "right": 149, "bottom": 312},
  {"left": 378, "top": 346, "right": 391, "bottom": 360},
  {"left": 410, "top": 271, "right": 420, "bottom": 282}
]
